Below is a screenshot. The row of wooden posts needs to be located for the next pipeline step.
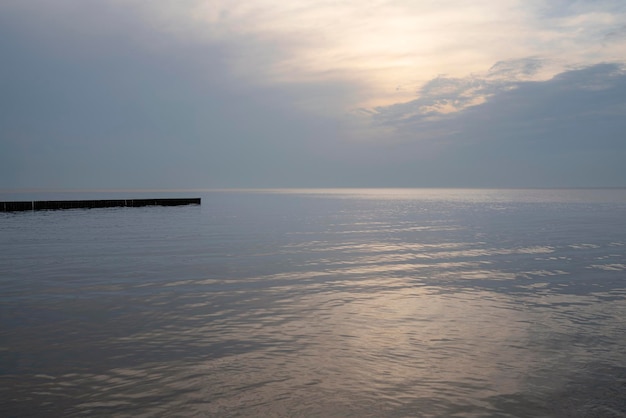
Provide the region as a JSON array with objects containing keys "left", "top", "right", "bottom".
[{"left": 0, "top": 198, "right": 201, "bottom": 212}]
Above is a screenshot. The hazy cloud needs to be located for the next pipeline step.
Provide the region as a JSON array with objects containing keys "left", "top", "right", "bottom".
[
  {"left": 364, "top": 58, "right": 546, "bottom": 135},
  {"left": 351, "top": 62, "right": 626, "bottom": 187},
  {"left": 1, "top": 1, "right": 625, "bottom": 189},
  {"left": 368, "top": 61, "right": 626, "bottom": 139}
]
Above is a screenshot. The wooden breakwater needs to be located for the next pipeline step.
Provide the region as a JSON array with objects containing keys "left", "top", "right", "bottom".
[{"left": 1, "top": 198, "right": 201, "bottom": 212}]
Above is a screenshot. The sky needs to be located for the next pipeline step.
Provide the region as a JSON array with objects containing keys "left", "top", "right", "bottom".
[{"left": 1, "top": 0, "right": 625, "bottom": 189}]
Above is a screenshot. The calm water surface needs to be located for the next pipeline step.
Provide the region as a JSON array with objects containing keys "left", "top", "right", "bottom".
[{"left": 1, "top": 189, "right": 626, "bottom": 417}]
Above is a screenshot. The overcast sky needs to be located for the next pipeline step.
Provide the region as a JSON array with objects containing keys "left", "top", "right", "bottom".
[{"left": 1, "top": 0, "right": 625, "bottom": 189}]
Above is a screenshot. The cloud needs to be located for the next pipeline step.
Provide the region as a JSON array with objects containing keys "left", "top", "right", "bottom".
[
  {"left": 1, "top": 1, "right": 625, "bottom": 188},
  {"left": 49, "top": 0, "right": 621, "bottom": 109},
  {"left": 487, "top": 58, "right": 544, "bottom": 80},
  {"left": 4, "top": 1, "right": 623, "bottom": 110},
  {"left": 364, "top": 60, "right": 624, "bottom": 135},
  {"left": 0, "top": 1, "right": 343, "bottom": 188},
  {"left": 361, "top": 58, "right": 545, "bottom": 137},
  {"left": 349, "top": 62, "right": 626, "bottom": 186}
]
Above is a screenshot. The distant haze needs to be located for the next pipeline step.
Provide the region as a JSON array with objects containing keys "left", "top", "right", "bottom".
[{"left": 1, "top": 1, "right": 626, "bottom": 189}]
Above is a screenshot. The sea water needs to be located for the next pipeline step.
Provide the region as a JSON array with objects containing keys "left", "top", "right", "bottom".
[{"left": 1, "top": 188, "right": 625, "bottom": 417}]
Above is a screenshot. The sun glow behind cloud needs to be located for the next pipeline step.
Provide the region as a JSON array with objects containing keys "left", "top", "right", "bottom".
[
  {"left": 1, "top": 0, "right": 626, "bottom": 188},
  {"left": 172, "top": 0, "right": 626, "bottom": 111}
]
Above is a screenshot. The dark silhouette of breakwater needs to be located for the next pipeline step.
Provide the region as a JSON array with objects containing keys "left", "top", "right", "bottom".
[{"left": 1, "top": 198, "right": 201, "bottom": 212}]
